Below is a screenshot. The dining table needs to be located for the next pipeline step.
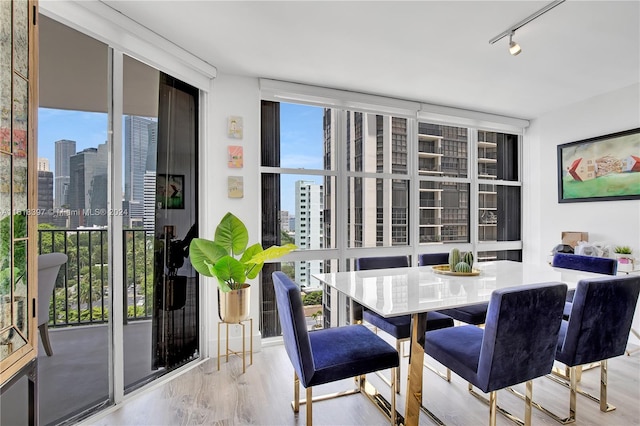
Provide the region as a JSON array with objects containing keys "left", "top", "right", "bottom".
[{"left": 312, "top": 259, "right": 609, "bottom": 426}]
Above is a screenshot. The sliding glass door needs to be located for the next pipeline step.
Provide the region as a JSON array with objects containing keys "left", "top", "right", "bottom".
[{"left": 34, "top": 16, "right": 200, "bottom": 424}]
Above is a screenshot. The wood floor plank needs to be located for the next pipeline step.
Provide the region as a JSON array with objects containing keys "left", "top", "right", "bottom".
[{"left": 87, "top": 343, "right": 640, "bottom": 426}]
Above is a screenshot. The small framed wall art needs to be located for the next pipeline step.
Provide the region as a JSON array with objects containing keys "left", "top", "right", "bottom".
[
  {"left": 228, "top": 116, "right": 243, "bottom": 139},
  {"left": 228, "top": 145, "right": 243, "bottom": 168},
  {"left": 228, "top": 176, "right": 244, "bottom": 198}
]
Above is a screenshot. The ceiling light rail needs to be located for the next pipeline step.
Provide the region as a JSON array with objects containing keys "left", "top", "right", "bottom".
[{"left": 489, "top": 0, "right": 566, "bottom": 55}]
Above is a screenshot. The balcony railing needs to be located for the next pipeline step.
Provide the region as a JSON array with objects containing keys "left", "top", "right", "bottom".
[{"left": 38, "top": 228, "right": 155, "bottom": 328}]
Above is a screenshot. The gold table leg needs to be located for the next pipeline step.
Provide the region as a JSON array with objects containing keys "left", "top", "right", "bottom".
[{"left": 405, "top": 312, "right": 446, "bottom": 426}]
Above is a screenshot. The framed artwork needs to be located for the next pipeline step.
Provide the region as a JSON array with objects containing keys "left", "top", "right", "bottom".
[
  {"left": 557, "top": 128, "right": 640, "bottom": 203},
  {"left": 228, "top": 176, "right": 244, "bottom": 198},
  {"left": 228, "top": 145, "right": 243, "bottom": 168},
  {"left": 157, "top": 174, "right": 185, "bottom": 209},
  {"left": 227, "top": 116, "right": 243, "bottom": 139}
]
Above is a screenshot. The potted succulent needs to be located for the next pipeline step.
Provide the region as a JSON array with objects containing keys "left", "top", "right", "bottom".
[
  {"left": 189, "top": 212, "right": 296, "bottom": 322},
  {"left": 614, "top": 246, "right": 634, "bottom": 272}
]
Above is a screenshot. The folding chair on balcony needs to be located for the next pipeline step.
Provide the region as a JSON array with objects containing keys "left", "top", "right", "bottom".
[{"left": 38, "top": 253, "right": 68, "bottom": 356}]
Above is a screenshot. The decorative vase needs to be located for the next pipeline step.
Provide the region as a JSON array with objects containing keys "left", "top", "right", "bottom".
[{"left": 218, "top": 284, "right": 250, "bottom": 323}]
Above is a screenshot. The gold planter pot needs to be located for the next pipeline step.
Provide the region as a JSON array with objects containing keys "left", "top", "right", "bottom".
[{"left": 219, "top": 285, "right": 250, "bottom": 323}]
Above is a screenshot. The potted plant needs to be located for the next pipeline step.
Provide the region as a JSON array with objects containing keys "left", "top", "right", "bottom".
[
  {"left": 614, "top": 246, "right": 634, "bottom": 272},
  {"left": 189, "top": 212, "right": 296, "bottom": 322}
]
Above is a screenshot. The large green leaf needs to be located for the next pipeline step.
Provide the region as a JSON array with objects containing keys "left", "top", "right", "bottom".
[
  {"left": 250, "top": 244, "right": 297, "bottom": 264},
  {"left": 213, "top": 256, "right": 247, "bottom": 290},
  {"left": 240, "top": 243, "right": 263, "bottom": 264},
  {"left": 242, "top": 243, "right": 264, "bottom": 279},
  {"left": 214, "top": 212, "right": 249, "bottom": 257},
  {"left": 189, "top": 238, "right": 228, "bottom": 277}
]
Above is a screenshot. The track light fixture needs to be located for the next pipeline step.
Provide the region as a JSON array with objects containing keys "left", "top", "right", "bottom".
[
  {"left": 489, "top": 0, "right": 565, "bottom": 56},
  {"left": 509, "top": 31, "right": 521, "bottom": 56}
]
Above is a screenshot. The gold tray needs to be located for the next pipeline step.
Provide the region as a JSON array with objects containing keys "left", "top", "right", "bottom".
[{"left": 432, "top": 264, "right": 480, "bottom": 276}]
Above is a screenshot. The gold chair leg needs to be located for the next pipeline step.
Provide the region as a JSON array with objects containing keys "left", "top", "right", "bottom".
[
  {"left": 569, "top": 366, "right": 577, "bottom": 421},
  {"left": 524, "top": 380, "right": 532, "bottom": 426},
  {"left": 547, "top": 362, "right": 615, "bottom": 415},
  {"left": 306, "top": 386, "right": 313, "bottom": 425},
  {"left": 469, "top": 382, "right": 530, "bottom": 426},
  {"left": 293, "top": 372, "right": 300, "bottom": 413},
  {"left": 390, "top": 368, "right": 397, "bottom": 426},
  {"left": 424, "top": 359, "right": 451, "bottom": 382},
  {"left": 600, "top": 360, "right": 611, "bottom": 412},
  {"left": 394, "top": 341, "right": 402, "bottom": 393},
  {"left": 489, "top": 391, "right": 497, "bottom": 426},
  {"left": 508, "top": 367, "right": 576, "bottom": 424}
]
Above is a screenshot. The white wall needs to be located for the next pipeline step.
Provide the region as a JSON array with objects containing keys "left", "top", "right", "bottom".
[
  {"left": 203, "top": 74, "right": 262, "bottom": 355},
  {"left": 523, "top": 83, "right": 640, "bottom": 343},
  {"left": 523, "top": 83, "right": 640, "bottom": 262}
]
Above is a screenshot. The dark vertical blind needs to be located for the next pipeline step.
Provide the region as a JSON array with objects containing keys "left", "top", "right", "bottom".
[
  {"left": 151, "top": 73, "right": 200, "bottom": 373},
  {"left": 260, "top": 100, "right": 282, "bottom": 338}
]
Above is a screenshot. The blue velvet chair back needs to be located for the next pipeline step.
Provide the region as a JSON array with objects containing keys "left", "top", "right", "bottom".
[
  {"left": 477, "top": 282, "right": 567, "bottom": 391},
  {"left": 272, "top": 271, "right": 316, "bottom": 386},
  {"left": 418, "top": 253, "right": 449, "bottom": 266},
  {"left": 552, "top": 253, "right": 617, "bottom": 275},
  {"left": 356, "top": 255, "right": 409, "bottom": 271},
  {"left": 557, "top": 275, "right": 640, "bottom": 367}
]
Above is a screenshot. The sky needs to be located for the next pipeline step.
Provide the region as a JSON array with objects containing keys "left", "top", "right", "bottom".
[
  {"left": 37, "top": 103, "right": 325, "bottom": 215},
  {"left": 279, "top": 103, "right": 325, "bottom": 214},
  {"left": 38, "top": 108, "right": 108, "bottom": 174}
]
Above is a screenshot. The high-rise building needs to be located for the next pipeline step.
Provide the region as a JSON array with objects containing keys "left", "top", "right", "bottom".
[
  {"left": 124, "top": 116, "right": 157, "bottom": 227},
  {"left": 323, "top": 111, "right": 474, "bottom": 249},
  {"left": 294, "top": 180, "right": 324, "bottom": 288},
  {"left": 37, "top": 170, "right": 54, "bottom": 225},
  {"left": 323, "top": 111, "right": 410, "bottom": 249},
  {"left": 143, "top": 171, "right": 157, "bottom": 232},
  {"left": 38, "top": 157, "right": 50, "bottom": 172},
  {"left": 68, "top": 143, "right": 108, "bottom": 228},
  {"left": 279, "top": 210, "right": 290, "bottom": 232},
  {"left": 54, "top": 139, "right": 76, "bottom": 208}
]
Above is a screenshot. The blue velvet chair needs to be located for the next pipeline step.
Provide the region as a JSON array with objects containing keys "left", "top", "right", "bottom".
[
  {"left": 528, "top": 275, "right": 640, "bottom": 424},
  {"left": 425, "top": 282, "right": 567, "bottom": 426},
  {"left": 272, "top": 271, "right": 399, "bottom": 425},
  {"left": 552, "top": 253, "right": 618, "bottom": 319},
  {"left": 356, "top": 255, "right": 454, "bottom": 389},
  {"left": 419, "top": 253, "right": 488, "bottom": 325}
]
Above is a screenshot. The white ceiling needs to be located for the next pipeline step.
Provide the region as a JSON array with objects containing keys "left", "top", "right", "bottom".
[{"left": 95, "top": 1, "right": 639, "bottom": 120}]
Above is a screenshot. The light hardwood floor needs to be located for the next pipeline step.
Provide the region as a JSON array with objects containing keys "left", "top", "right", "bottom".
[{"left": 86, "top": 342, "right": 640, "bottom": 426}]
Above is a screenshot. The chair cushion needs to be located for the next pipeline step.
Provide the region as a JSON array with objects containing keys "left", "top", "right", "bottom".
[
  {"left": 308, "top": 325, "right": 399, "bottom": 387},
  {"left": 428, "top": 282, "right": 567, "bottom": 393},
  {"left": 363, "top": 310, "right": 453, "bottom": 339},
  {"left": 438, "top": 302, "right": 488, "bottom": 325},
  {"left": 426, "top": 325, "right": 484, "bottom": 385}
]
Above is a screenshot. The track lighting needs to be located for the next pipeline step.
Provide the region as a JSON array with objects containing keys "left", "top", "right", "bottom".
[
  {"left": 489, "top": 0, "right": 565, "bottom": 56},
  {"left": 509, "top": 31, "right": 521, "bottom": 56}
]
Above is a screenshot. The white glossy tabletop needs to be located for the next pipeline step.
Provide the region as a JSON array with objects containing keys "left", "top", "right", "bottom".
[{"left": 313, "top": 260, "right": 606, "bottom": 318}]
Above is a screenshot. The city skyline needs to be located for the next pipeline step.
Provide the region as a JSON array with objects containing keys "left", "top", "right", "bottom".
[{"left": 38, "top": 103, "right": 324, "bottom": 214}]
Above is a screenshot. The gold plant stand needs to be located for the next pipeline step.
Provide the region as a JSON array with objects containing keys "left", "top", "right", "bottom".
[{"left": 218, "top": 318, "right": 253, "bottom": 373}]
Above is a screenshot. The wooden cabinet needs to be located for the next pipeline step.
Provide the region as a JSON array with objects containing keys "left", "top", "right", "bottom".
[{"left": 1, "top": 0, "right": 39, "bottom": 391}]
